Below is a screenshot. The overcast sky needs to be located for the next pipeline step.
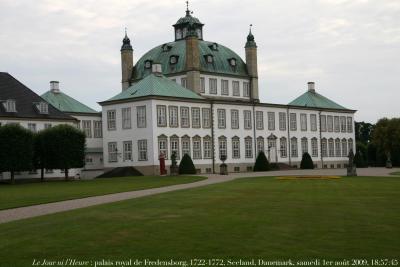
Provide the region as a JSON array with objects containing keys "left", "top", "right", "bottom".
[{"left": 1, "top": 0, "right": 399, "bottom": 123}]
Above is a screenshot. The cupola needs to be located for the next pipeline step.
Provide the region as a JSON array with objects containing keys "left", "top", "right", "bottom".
[
  {"left": 173, "top": 1, "right": 204, "bottom": 41},
  {"left": 245, "top": 24, "right": 257, "bottom": 48},
  {"left": 121, "top": 29, "right": 133, "bottom": 51}
]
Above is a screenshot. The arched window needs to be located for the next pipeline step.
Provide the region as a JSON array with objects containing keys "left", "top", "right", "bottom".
[
  {"left": 328, "top": 138, "right": 334, "bottom": 157},
  {"left": 203, "top": 136, "right": 212, "bottom": 159},
  {"left": 301, "top": 137, "right": 308, "bottom": 156},
  {"left": 245, "top": 136, "right": 253, "bottom": 158},
  {"left": 192, "top": 136, "right": 202, "bottom": 160},
  {"left": 321, "top": 138, "right": 327, "bottom": 157},
  {"left": 158, "top": 135, "right": 168, "bottom": 159},
  {"left": 218, "top": 136, "right": 227, "bottom": 160},
  {"left": 342, "top": 139, "right": 348, "bottom": 157},
  {"left": 291, "top": 137, "right": 298, "bottom": 158},
  {"left": 311, "top": 138, "right": 318, "bottom": 157},
  {"left": 181, "top": 135, "right": 191, "bottom": 156},
  {"left": 232, "top": 136, "right": 240, "bottom": 159},
  {"left": 280, "top": 137, "right": 287, "bottom": 158},
  {"left": 335, "top": 138, "right": 341, "bottom": 157},
  {"left": 170, "top": 135, "right": 180, "bottom": 159},
  {"left": 348, "top": 138, "right": 354, "bottom": 154},
  {"left": 257, "top": 136, "right": 264, "bottom": 155}
]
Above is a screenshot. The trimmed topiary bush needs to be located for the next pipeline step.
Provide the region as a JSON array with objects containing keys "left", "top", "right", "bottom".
[
  {"left": 178, "top": 154, "right": 196, "bottom": 174},
  {"left": 253, "top": 151, "right": 270, "bottom": 172},
  {"left": 300, "top": 152, "right": 314, "bottom": 169}
]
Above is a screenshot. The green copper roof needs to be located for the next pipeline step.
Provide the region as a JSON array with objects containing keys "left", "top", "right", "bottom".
[
  {"left": 132, "top": 40, "right": 248, "bottom": 81},
  {"left": 41, "top": 90, "right": 98, "bottom": 114},
  {"left": 106, "top": 73, "right": 204, "bottom": 102},
  {"left": 289, "top": 90, "right": 348, "bottom": 110}
]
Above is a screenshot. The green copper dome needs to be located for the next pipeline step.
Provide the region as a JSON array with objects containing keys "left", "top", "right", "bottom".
[{"left": 132, "top": 40, "right": 249, "bottom": 81}]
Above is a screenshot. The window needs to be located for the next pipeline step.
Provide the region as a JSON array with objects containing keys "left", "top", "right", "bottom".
[
  {"left": 158, "top": 136, "right": 168, "bottom": 159},
  {"left": 169, "top": 106, "right": 179, "bottom": 127},
  {"left": 301, "top": 138, "right": 308, "bottom": 155},
  {"left": 193, "top": 136, "right": 202, "bottom": 159},
  {"left": 268, "top": 137, "right": 277, "bottom": 159},
  {"left": 157, "top": 105, "right": 167, "bottom": 127},
  {"left": 328, "top": 138, "right": 334, "bottom": 157},
  {"left": 107, "top": 110, "right": 116, "bottom": 130},
  {"left": 347, "top": 117, "right": 353, "bottom": 133},
  {"left": 217, "top": 109, "right": 226, "bottom": 129},
  {"left": 123, "top": 141, "right": 132, "bottom": 161},
  {"left": 335, "top": 138, "right": 341, "bottom": 157},
  {"left": 327, "top": 115, "right": 333, "bottom": 132},
  {"left": 180, "top": 107, "right": 190, "bottom": 128},
  {"left": 267, "top": 112, "right": 275, "bottom": 130},
  {"left": 232, "top": 81, "right": 240, "bottom": 96},
  {"left": 209, "top": 78, "right": 217, "bottom": 94},
  {"left": 340, "top": 116, "right": 347, "bottom": 132},
  {"left": 310, "top": 114, "right": 317, "bottom": 131},
  {"left": 181, "top": 78, "right": 187, "bottom": 88},
  {"left": 280, "top": 137, "right": 287, "bottom": 158},
  {"left": 28, "top": 123, "right": 37, "bottom": 132},
  {"left": 291, "top": 137, "right": 298, "bottom": 158},
  {"left": 182, "top": 136, "right": 191, "bottom": 156},
  {"left": 170, "top": 55, "right": 178, "bottom": 64},
  {"left": 202, "top": 108, "right": 211, "bottom": 128},
  {"left": 279, "top": 112, "right": 286, "bottom": 131},
  {"left": 348, "top": 138, "right": 354, "bottom": 153},
  {"left": 300, "top": 113, "right": 307, "bottom": 131},
  {"left": 200, "top": 77, "right": 205, "bottom": 93},
  {"left": 232, "top": 137, "right": 240, "bottom": 159},
  {"left": 321, "top": 138, "right": 327, "bottom": 157},
  {"left": 138, "top": 140, "right": 147, "bottom": 161},
  {"left": 218, "top": 136, "right": 227, "bottom": 159},
  {"left": 311, "top": 138, "right": 318, "bottom": 157},
  {"left": 229, "top": 58, "right": 236, "bottom": 66},
  {"left": 82, "top": 120, "right": 92, "bottom": 137},
  {"left": 4, "top": 99, "right": 16, "bottom": 112},
  {"left": 37, "top": 102, "right": 48, "bottom": 114},
  {"left": 320, "top": 115, "right": 327, "bottom": 132},
  {"left": 192, "top": 108, "right": 201, "bottom": 128},
  {"left": 243, "top": 82, "right": 250, "bottom": 97},
  {"left": 290, "top": 113, "right": 297, "bottom": 131},
  {"left": 334, "top": 116, "right": 340, "bottom": 132},
  {"left": 256, "top": 111, "right": 264, "bottom": 130},
  {"left": 203, "top": 136, "right": 212, "bottom": 159},
  {"left": 121, "top": 108, "right": 131, "bottom": 129},
  {"left": 144, "top": 60, "right": 152, "bottom": 69},
  {"left": 93, "top": 121, "right": 102, "bottom": 138},
  {"left": 44, "top": 123, "right": 52, "bottom": 129},
  {"left": 231, "top": 109, "right": 239, "bottom": 129},
  {"left": 245, "top": 137, "right": 253, "bottom": 158},
  {"left": 170, "top": 136, "right": 180, "bottom": 159},
  {"left": 244, "top": 110, "right": 252, "bottom": 129},
  {"left": 108, "top": 142, "right": 117, "bottom": 162},
  {"left": 137, "top": 106, "right": 146, "bottom": 128},
  {"left": 221, "top": 80, "right": 229, "bottom": 95},
  {"left": 342, "top": 139, "right": 348, "bottom": 157},
  {"left": 257, "top": 137, "right": 264, "bottom": 154},
  {"left": 206, "top": 55, "right": 213, "bottom": 63}
]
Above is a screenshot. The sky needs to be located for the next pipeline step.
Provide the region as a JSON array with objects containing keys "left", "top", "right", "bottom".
[{"left": 1, "top": 0, "right": 399, "bottom": 123}]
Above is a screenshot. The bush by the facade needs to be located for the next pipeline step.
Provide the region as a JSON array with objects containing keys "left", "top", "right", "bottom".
[
  {"left": 300, "top": 152, "right": 314, "bottom": 169},
  {"left": 42, "top": 124, "right": 86, "bottom": 180},
  {"left": 253, "top": 151, "right": 270, "bottom": 172},
  {"left": 178, "top": 154, "right": 196, "bottom": 174},
  {"left": 0, "top": 124, "right": 34, "bottom": 183}
]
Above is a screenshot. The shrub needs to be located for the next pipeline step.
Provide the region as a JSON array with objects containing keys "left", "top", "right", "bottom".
[
  {"left": 253, "top": 151, "right": 270, "bottom": 172},
  {"left": 300, "top": 152, "right": 314, "bottom": 169},
  {"left": 354, "top": 152, "right": 368, "bottom": 168},
  {"left": 178, "top": 154, "right": 196, "bottom": 174}
]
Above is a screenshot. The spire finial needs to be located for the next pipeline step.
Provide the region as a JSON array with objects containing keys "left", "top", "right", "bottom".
[
  {"left": 186, "top": 1, "right": 191, "bottom": 16},
  {"left": 124, "top": 27, "right": 127, "bottom": 37},
  {"left": 249, "top": 24, "right": 253, "bottom": 33}
]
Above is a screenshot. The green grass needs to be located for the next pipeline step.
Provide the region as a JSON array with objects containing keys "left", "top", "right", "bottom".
[
  {"left": 0, "top": 176, "right": 399, "bottom": 267},
  {"left": 390, "top": 171, "right": 400, "bottom": 176},
  {"left": 0, "top": 176, "right": 205, "bottom": 210}
]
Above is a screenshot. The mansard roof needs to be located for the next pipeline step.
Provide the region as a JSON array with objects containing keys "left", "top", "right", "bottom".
[{"left": 0, "top": 72, "right": 75, "bottom": 121}]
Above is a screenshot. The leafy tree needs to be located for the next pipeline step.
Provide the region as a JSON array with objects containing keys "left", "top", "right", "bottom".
[
  {"left": 354, "top": 152, "right": 367, "bottom": 168},
  {"left": 178, "top": 154, "right": 196, "bottom": 174},
  {"left": 32, "top": 130, "right": 48, "bottom": 181},
  {"left": 355, "top": 121, "right": 374, "bottom": 145},
  {"left": 253, "top": 151, "right": 270, "bottom": 172},
  {"left": 372, "top": 118, "right": 400, "bottom": 167},
  {"left": 43, "top": 125, "right": 86, "bottom": 180},
  {"left": 0, "top": 124, "right": 34, "bottom": 183},
  {"left": 300, "top": 152, "right": 314, "bottom": 169}
]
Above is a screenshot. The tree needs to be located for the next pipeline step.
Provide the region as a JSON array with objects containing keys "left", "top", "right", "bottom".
[
  {"left": 43, "top": 125, "right": 86, "bottom": 180},
  {"left": 300, "top": 152, "right": 314, "bottom": 169},
  {"left": 253, "top": 151, "right": 270, "bottom": 172},
  {"left": 355, "top": 121, "right": 374, "bottom": 145},
  {"left": 0, "top": 124, "right": 34, "bottom": 183},
  {"left": 178, "top": 154, "right": 196, "bottom": 174},
  {"left": 372, "top": 118, "right": 400, "bottom": 167},
  {"left": 32, "top": 130, "right": 48, "bottom": 181}
]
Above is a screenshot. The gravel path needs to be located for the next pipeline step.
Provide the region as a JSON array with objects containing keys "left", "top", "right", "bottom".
[{"left": 0, "top": 167, "right": 398, "bottom": 224}]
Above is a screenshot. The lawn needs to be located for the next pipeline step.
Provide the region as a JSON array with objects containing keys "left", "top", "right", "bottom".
[
  {"left": 0, "top": 176, "right": 399, "bottom": 267},
  {"left": 0, "top": 176, "right": 205, "bottom": 210},
  {"left": 391, "top": 171, "right": 400, "bottom": 176}
]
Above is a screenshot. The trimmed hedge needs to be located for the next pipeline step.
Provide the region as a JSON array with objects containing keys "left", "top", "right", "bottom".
[
  {"left": 179, "top": 154, "right": 196, "bottom": 174},
  {"left": 253, "top": 151, "right": 270, "bottom": 172},
  {"left": 300, "top": 152, "right": 314, "bottom": 169}
]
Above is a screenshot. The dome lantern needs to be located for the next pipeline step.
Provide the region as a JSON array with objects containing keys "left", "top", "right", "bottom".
[{"left": 173, "top": 1, "right": 204, "bottom": 41}]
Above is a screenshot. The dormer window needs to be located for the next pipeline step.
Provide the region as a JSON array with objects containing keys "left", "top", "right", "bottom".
[
  {"left": 144, "top": 60, "right": 152, "bottom": 69},
  {"left": 3, "top": 99, "right": 16, "bottom": 112},
  {"left": 170, "top": 55, "right": 179, "bottom": 65},
  {"left": 161, "top": 44, "right": 172, "bottom": 52},
  {"left": 209, "top": 43, "right": 218, "bottom": 51},
  {"left": 229, "top": 58, "right": 237, "bottom": 67},
  {"left": 205, "top": 55, "right": 214, "bottom": 64},
  {"left": 37, "top": 102, "right": 48, "bottom": 114}
]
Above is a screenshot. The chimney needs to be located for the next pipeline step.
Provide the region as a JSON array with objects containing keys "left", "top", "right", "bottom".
[
  {"left": 50, "top": 81, "right": 60, "bottom": 93},
  {"left": 308, "top": 82, "right": 315, "bottom": 93},
  {"left": 152, "top": 63, "right": 162, "bottom": 76}
]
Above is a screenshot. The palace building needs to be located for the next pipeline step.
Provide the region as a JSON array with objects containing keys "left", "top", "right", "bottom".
[{"left": 0, "top": 5, "right": 356, "bottom": 178}]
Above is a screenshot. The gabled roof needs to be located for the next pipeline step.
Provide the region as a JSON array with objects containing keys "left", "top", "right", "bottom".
[
  {"left": 288, "top": 90, "right": 348, "bottom": 110},
  {"left": 103, "top": 73, "right": 204, "bottom": 103},
  {"left": 41, "top": 90, "right": 98, "bottom": 114},
  {"left": 0, "top": 72, "right": 75, "bottom": 121}
]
